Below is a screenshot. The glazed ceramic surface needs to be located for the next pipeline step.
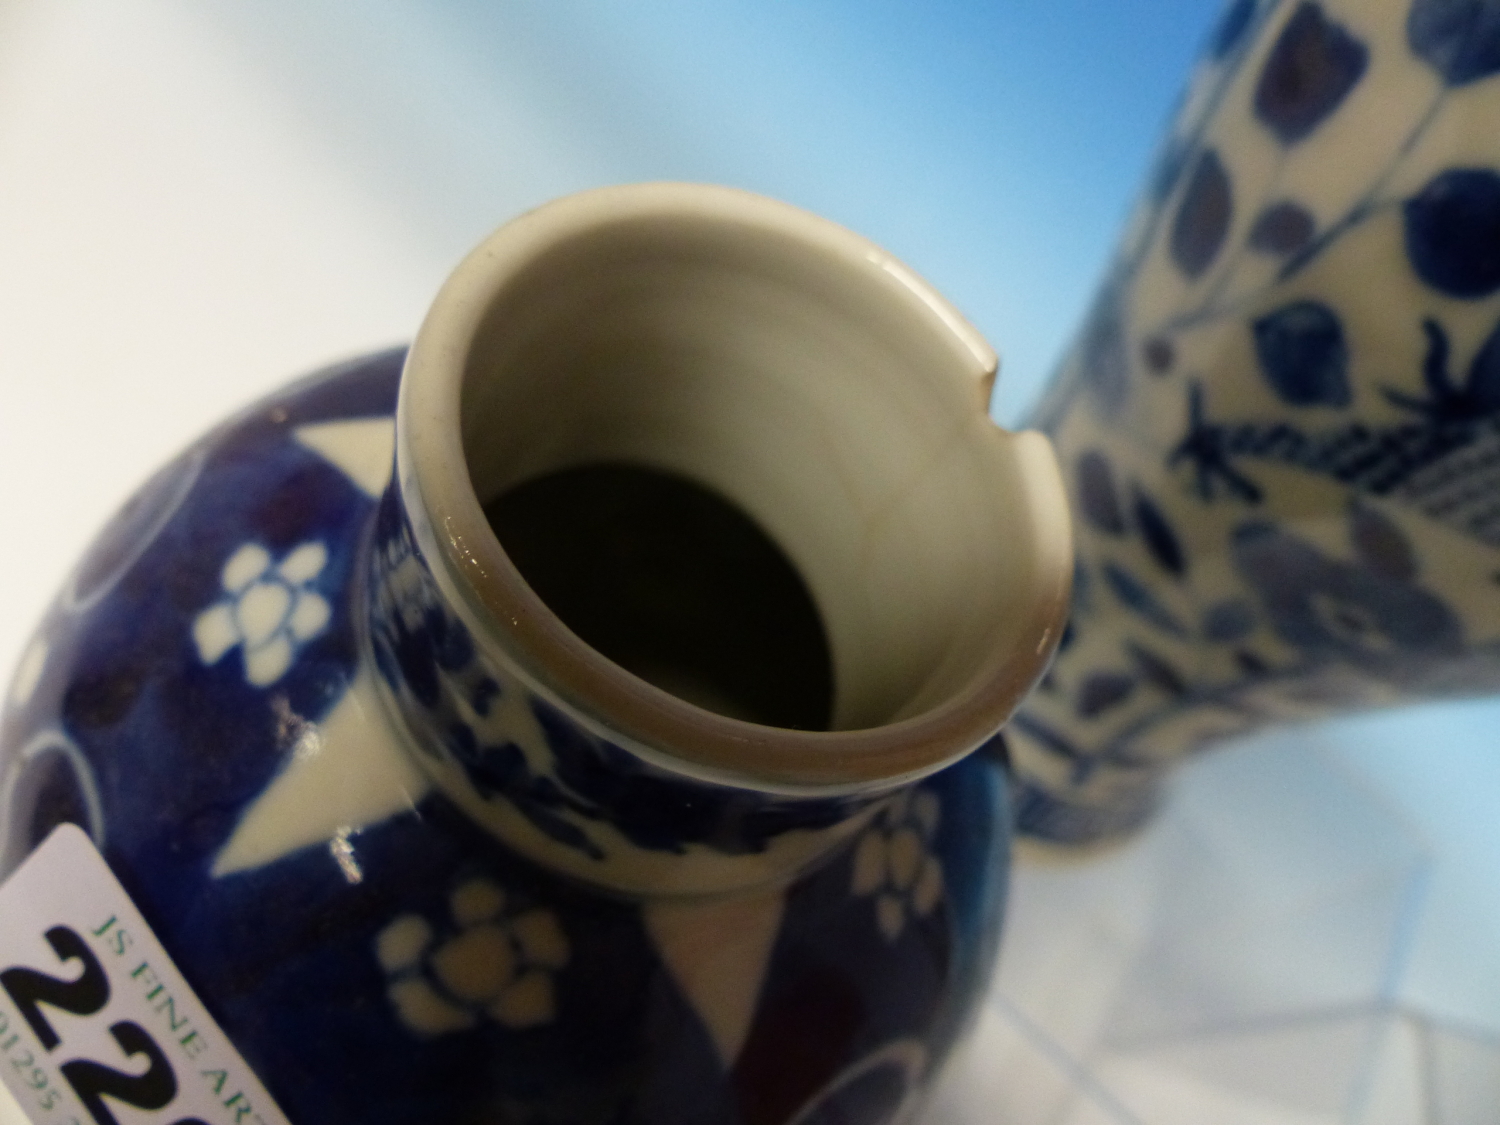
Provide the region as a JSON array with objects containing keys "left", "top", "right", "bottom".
[
  {"left": 0, "top": 186, "right": 1070, "bottom": 1124},
  {"left": 1009, "top": 0, "right": 1500, "bottom": 843}
]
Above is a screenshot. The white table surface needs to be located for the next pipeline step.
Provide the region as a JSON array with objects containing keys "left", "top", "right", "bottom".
[{"left": 1, "top": 2, "right": 1495, "bottom": 1122}]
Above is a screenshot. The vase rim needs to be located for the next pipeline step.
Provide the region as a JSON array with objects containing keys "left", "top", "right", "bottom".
[{"left": 397, "top": 182, "right": 1071, "bottom": 793}]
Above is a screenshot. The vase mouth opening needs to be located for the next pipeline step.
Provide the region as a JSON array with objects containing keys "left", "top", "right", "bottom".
[{"left": 401, "top": 183, "right": 1070, "bottom": 791}]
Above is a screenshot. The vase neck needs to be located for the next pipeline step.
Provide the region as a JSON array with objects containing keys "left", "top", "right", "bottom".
[
  {"left": 365, "top": 183, "right": 1071, "bottom": 894},
  {"left": 366, "top": 480, "right": 890, "bottom": 894}
]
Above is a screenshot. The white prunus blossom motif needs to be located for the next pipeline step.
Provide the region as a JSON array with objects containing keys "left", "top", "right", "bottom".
[
  {"left": 850, "top": 787, "right": 945, "bottom": 942},
  {"left": 192, "top": 542, "right": 331, "bottom": 686},
  {"left": 375, "top": 878, "right": 571, "bottom": 1036}
]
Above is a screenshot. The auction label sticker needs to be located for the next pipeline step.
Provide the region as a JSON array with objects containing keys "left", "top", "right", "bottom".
[{"left": 0, "top": 825, "right": 293, "bottom": 1125}]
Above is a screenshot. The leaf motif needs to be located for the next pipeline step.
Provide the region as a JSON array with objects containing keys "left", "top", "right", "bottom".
[
  {"left": 1254, "top": 3, "right": 1369, "bottom": 145},
  {"left": 1102, "top": 562, "right": 1189, "bottom": 637},
  {"left": 1349, "top": 503, "right": 1416, "bottom": 581},
  {"left": 1077, "top": 451, "right": 1126, "bottom": 534},
  {"left": 1203, "top": 598, "right": 1256, "bottom": 642},
  {"left": 1170, "top": 150, "right": 1234, "bottom": 278},
  {"left": 1076, "top": 672, "right": 1137, "bottom": 719},
  {"left": 1232, "top": 519, "right": 1464, "bottom": 668},
  {"left": 1251, "top": 300, "right": 1351, "bottom": 406},
  {"left": 1142, "top": 336, "right": 1176, "bottom": 373},
  {"left": 520, "top": 803, "right": 608, "bottom": 860},
  {"left": 1248, "top": 201, "right": 1316, "bottom": 254},
  {"left": 1125, "top": 641, "right": 1189, "bottom": 696},
  {"left": 1404, "top": 168, "right": 1500, "bottom": 299},
  {"left": 1235, "top": 649, "right": 1273, "bottom": 676},
  {"left": 1408, "top": 0, "right": 1500, "bottom": 87},
  {"left": 1133, "top": 489, "right": 1187, "bottom": 576},
  {"left": 1072, "top": 558, "right": 1093, "bottom": 611}
]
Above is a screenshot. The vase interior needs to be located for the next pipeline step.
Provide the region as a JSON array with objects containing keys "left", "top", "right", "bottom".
[
  {"left": 486, "top": 461, "right": 834, "bottom": 730},
  {"left": 452, "top": 196, "right": 1030, "bottom": 734}
]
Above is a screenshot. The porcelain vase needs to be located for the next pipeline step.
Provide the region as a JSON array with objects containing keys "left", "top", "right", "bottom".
[
  {"left": 1007, "top": 0, "right": 1500, "bottom": 844},
  {"left": 0, "top": 185, "right": 1070, "bottom": 1125}
]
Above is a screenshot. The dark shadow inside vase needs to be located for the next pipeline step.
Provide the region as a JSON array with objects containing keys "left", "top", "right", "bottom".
[{"left": 484, "top": 463, "right": 833, "bottom": 731}]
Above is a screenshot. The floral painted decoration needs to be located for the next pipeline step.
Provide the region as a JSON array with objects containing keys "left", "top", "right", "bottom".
[
  {"left": 850, "top": 787, "right": 945, "bottom": 942},
  {"left": 376, "top": 877, "right": 571, "bottom": 1036},
  {"left": 193, "top": 541, "right": 331, "bottom": 686}
]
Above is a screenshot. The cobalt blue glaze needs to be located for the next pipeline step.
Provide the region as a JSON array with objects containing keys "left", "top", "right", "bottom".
[{"left": 0, "top": 351, "right": 1011, "bottom": 1125}]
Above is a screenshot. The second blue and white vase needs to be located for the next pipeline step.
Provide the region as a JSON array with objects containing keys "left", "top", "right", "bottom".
[{"left": 1009, "top": 0, "right": 1500, "bottom": 844}]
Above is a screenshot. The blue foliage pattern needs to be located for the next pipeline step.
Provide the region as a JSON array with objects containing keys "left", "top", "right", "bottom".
[
  {"left": 1404, "top": 168, "right": 1500, "bottom": 297},
  {"left": 1253, "top": 1, "right": 1368, "bottom": 145},
  {"left": 367, "top": 489, "right": 872, "bottom": 868},
  {"left": 1231, "top": 517, "right": 1464, "bottom": 670},
  {"left": 1170, "top": 150, "right": 1234, "bottom": 278},
  {"left": 1012, "top": 0, "right": 1500, "bottom": 844},
  {"left": 1248, "top": 200, "right": 1317, "bottom": 254},
  {"left": 1408, "top": 0, "right": 1500, "bottom": 86},
  {"left": 1251, "top": 300, "right": 1351, "bottom": 406}
]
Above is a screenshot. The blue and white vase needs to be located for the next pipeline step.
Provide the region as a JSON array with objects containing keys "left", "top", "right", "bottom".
[
  {"left": 0, "top": 185, "right": 1071, "bottom": 1124},
  {"left": 1008, "top": 0, "right": 1500, "bottom": 844}
]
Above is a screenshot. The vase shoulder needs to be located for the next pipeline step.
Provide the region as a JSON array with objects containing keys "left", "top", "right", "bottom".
[
  {"left": 0, "top": 348, "right": 1010, "bottom": 1125},
  {"left": 1, "top": 183, "right": 1072, "bottom": 1123}
]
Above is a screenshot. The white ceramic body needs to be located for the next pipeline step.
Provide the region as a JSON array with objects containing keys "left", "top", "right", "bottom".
[{"left": 1007, "top": 0, "right": 1500, "bottom": 843}]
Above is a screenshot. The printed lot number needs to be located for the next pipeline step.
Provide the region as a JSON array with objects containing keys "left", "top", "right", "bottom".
[
  {"left": 2, "top": 925, "right": 207, "bottom": 1125},
  {"left": 0, "top": 826, "right": 290, "bottom": 1125}
]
